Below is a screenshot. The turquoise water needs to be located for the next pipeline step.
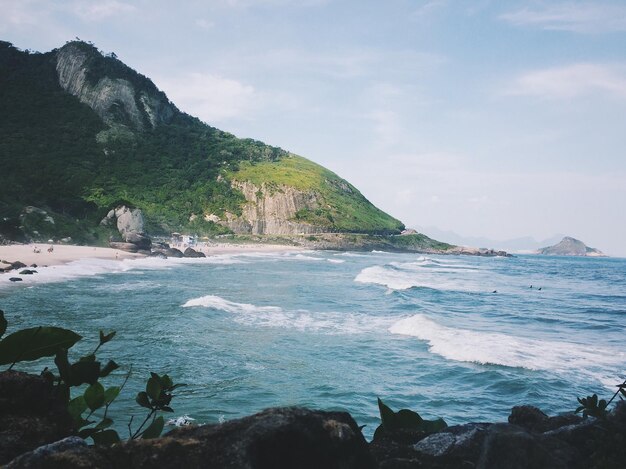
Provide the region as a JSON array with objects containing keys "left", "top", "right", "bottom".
[{"left": 1, "top": 251, "right": 625, "bottom": 438}]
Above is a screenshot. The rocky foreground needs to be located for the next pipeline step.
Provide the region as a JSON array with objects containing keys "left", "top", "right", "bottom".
[{"left": 2, "top": 371, "right": 624, "bottom": 468}]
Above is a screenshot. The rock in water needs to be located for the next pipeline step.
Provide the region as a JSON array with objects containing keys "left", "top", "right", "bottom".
[{"left": 537, "top": 236, "right": 605, "bottom": 257}]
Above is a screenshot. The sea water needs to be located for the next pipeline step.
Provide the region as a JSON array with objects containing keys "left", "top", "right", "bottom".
[{"left": 1, "top": 251, "right": 624, "bottom": 438}]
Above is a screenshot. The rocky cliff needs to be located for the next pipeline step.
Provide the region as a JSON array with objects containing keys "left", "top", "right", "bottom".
[
  {"left": 217, "top": 181, "right": 324, "bottom": 235},
  {"left": 537, "top": 236, "right": 606, "bottom": 257},
  {"left": 55, "top": 42, "right": 175, "bottom": 131}
]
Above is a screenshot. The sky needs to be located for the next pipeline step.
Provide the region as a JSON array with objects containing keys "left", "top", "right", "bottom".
[{"left": 2, "top": 0, "right": 626, "bottom": 255}]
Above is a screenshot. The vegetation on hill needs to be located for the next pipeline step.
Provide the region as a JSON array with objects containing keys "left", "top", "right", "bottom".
[
  {"left": 232, "top": 156, "right": 404, "bottom": 234},
  {"left": 0, "top": 40, "right": 404, "bottom": 243}
]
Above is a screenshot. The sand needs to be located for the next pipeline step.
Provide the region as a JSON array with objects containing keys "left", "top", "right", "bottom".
[{"left": 0, "top": 242, "right": 300, "bottom": 270}]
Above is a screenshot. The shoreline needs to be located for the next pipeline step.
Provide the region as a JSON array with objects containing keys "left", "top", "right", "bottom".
[{"left": 0, "top": 242, "right": 301, "bottom": 272}]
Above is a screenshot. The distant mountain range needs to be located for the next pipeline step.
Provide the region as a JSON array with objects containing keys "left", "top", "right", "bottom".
[{"left": 414, "top": 226, "right": 566, "bottom": 253}]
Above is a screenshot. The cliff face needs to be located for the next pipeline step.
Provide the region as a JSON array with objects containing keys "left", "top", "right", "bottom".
[
  {"left": 55, "top": 43, "right": 175, "bottom": 131},
  {"left": 538, "top": 236, "right": 605, "bottom": 257},
  {"left": 217, "top": 181, "right": 324, "bottom": 235}
]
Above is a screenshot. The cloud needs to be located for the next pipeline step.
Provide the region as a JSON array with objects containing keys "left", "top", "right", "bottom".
[
  {"left": 151, "top": 72, "right": 256, "bottom": 124},
  {"left": 72, "top": 0, "right": 137, "bottom": 21},
  {"left": 500, "top": 2, "right": 626, "bottom": 33},
  {"left": 505, "top": 63, "right": 626, "bottom": 99},
  {"left": 195, "top": 18, "right": 214, "bottom": 30}
]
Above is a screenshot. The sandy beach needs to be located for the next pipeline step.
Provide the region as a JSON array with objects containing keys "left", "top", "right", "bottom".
[{"left": 0, "top": 242, "right": 300, "bottom": 271}]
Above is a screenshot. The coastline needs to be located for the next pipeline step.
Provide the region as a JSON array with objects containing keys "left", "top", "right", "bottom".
[{"left": 0, "top": 242, "right": 301, "bottom": 271}]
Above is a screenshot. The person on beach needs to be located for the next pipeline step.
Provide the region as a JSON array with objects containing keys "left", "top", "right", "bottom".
[{"left": 47, "top": 245, "right": 54, "bottom": 253}]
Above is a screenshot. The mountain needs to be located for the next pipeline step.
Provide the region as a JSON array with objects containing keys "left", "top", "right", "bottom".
[
  {"left": 414, "top": 226, "right": 565, "bottom": 253},
  {"left": 537, "top": 237, "right": 606, "bottom": 257},
  {"left": 0, "top": 40, "right": 404, "bottom": 244}
]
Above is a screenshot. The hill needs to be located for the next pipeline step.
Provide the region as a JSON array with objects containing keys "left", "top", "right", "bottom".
[
  {"left": 537, "top": 237, "right": 606, "bottom": 257},
  {"left": 0, "top": 40, "right": 404, "bottom": 245}
]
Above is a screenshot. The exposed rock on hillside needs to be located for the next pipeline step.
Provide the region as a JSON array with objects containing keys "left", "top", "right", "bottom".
[
  {"left": 55, "top": 42, "right": 175, "bottom": 131},
  {"left": 537, "top": 236, "right": 605, "bottom": 257},
  {"left": 217, "top": 181, "right": 324, "bottom": 235},
  {"left": 101, "top": 205, "right": 151, "bottom": 250}
]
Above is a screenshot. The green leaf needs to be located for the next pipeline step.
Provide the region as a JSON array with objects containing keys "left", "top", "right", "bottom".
[
  {"left": 161, "top": 406, "right": 174, "bottom": 413},
  {"left": 84, "top": 382, "right": 105, "bottom": 411},
  {"left": 78, "top": 428, "right": 97, "bottom": 439},
  {"left": 99, "top": 330, "right": 116, "bottom": 345},
  {"left": 104, "top": 386, "right": 121, "bottom": 405},
  {"left": 146, "top": 376, "right": 162, "bottom": 401},
  {"left": 55, "top": 348, "right": 71, "bottom": 382},
  {"left": 141, "top": 416, "right": 164, "bottom": 439},
  {"left": 91, "top": 429, "right": 120, "bottom": 446},
  {"left": 377, "top": 398, "right": 397, "bottom": 430},
  {"left": 95, "top": 417, "right": 113, "bottom": 430},
  {"left": 100, "top": 360, "right": 119, "bottom": 378},
  {"left": 419, "top": 418, "right": 448, "bottom": 433},
  {"left": 68, "top": 396, "right": 88, "bottom": 424},
  {"left": 0, "top": 310, "right": 7, "bottom": 338},
  {"left": 79, "top": 354, "right": 96, "bottom": 362},
  {"left": 136, "top": 391, "right": 151, "bottom": 408},
  {"left": 395, "top": 409, "right": 424, "bottom": 429},
  {"left": 0, "top": 326, "right": 82, "bottom": 365},
  {"left": 69, "top": 361, "right": 101, "bottom": 386}
]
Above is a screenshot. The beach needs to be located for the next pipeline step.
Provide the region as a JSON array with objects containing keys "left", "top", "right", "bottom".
[{"left": 0, "top": 242, "right": 300, "bottom": 271}]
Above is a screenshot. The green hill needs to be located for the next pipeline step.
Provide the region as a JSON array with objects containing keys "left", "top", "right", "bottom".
[{"left": 0, "top": 40, "right": 404, "bottom": 244}]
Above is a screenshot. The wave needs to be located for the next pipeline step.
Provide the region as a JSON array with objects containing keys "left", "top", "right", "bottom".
[
  {"left": 354, "top": 264, "right": 485, "bottom": 292},
  {"left": 182, "top": 294, "right": 393, "bottom": 334},
  {"left": 0, "top": 254, "right": 252, "bottom": 289},
  {"left": 389, "top": 314, "right": 624, "bottom": 375}
]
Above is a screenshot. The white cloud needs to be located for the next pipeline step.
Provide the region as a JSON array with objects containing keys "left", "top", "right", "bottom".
[
  {"left": 500, "top": 2, "right": 626, "bottom": 33},
  {"left": 195, "top": 18, "right": 214, "bottom": 30},
  {"left": 505, "top": 63, "right": 626, "bottom": 99},
  {"left": 72, "top": 0, "right": 136, "bottom": 21},
  {"left": 151, "top": 72, "right": 256, "bottom": 124}
]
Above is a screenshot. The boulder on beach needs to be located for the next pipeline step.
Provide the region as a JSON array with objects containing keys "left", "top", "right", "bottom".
[
  {"left": 183, "top": 247, "right": 206, "bottom": 258},
  {"left": 108, "top": 242, "right": 138, "bottom": 253}
]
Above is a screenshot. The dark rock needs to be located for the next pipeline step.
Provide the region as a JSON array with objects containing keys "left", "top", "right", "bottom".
[
  {"left": 164, "top": 248, "right": 184, "bottom": 258},
  {"left": 372, "top": 404, "right": 626, "bottom": 469},
  {"left": 508, "top": 405, "right": 549, "bottom": 432},
  {"left": 30, "top": 264, "right": 38, "bottom": 268},
  {"left": 11, "top": 261, "right": 27, "bottom": 269},
  {"left": 124, "top": 231, "right": 152, "bottom": 249},
  {"left": 8, "top": 407, "right": 374, "bottom": 469},
  {"left": 6, "top": 437, "right": 87, "bottom": 468},
  {"left": 9, "top": 277, "right": 23, "bottom": 282},
  {"left": 509, "top": 406, "right": 582, "bottom": 434},
  {"left": 183, "top": 247, "right": 206, "bottom": 258},
  {"left": 149, "top": 251, "right": 168, "bottom": 259},
  {"left": 0, "top": 371, "right": 74, "bottom": 465},
  {"left": 19, "top": 269, "right": 37, "bottom": 275},
  {"left": 109, "top": 242, "right": 138, "bottom": 253}
]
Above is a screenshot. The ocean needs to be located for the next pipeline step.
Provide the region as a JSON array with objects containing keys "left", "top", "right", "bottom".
[{"left": 1, "top": 250, "right": 624, "bottom": 438}]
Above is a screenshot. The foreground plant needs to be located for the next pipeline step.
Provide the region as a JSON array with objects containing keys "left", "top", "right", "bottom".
[
  {"left": 0, "top": 309, "right": 185, "bottom": 444},
  {"left": 576, "top": 378, "right": 626, "bottom": 419},
  {"left": 373, "top": 397, "right": 447, "bottom": 442}
]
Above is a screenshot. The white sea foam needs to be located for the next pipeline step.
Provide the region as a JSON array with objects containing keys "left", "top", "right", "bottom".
[
  {"left": 182, "top": 294, "right": 393, "bottom": 334},
  {"left": 389, "top": 314, "right": 624, "bottom": 375},
  {"left": 354, "top": 264, "right": 485, "bottom": 292},
  {"left": 0, "top": 254, "right": 247, "bottom": 289},
  {"left": 327, "top": 259, "right": 345, "bottom": 264}
]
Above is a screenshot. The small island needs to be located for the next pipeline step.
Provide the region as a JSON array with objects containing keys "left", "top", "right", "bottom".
[{"left": 536, "top": 236, "right": 606, "bottom": 257}]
